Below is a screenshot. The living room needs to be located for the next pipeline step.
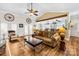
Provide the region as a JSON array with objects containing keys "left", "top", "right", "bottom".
[{"left": 0, "top": 3, "right": 79, "bottom": 56}]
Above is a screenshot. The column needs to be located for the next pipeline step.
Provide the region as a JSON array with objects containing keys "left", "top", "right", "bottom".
[{"left": 65, "top": 13, "right": 70, "bottom": 41}]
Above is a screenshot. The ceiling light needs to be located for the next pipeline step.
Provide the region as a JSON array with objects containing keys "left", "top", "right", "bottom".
[{"left": 29, "top": 13, "right": 34, "bottom": 16}]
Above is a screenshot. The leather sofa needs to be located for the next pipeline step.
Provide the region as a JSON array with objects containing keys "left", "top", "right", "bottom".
[{"left": 33, "top": 29, "right": 62, "bottom": 48}]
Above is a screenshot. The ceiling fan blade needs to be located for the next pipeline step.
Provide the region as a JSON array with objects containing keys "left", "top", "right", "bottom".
[
  {"left": 27, "top": 9, "right": 31, "bottom": 12},
  {"left": 27, "top": 9, "right": 33, "bottom": 13},
  {"left": 32, "top": 10, "right": 38, "bottom": 14},
  {"left": 34, "top": 13, "right": 38, "bottom": 16},
  {"left": 34, "top": 10, "right": 38, "bottom": 13}
]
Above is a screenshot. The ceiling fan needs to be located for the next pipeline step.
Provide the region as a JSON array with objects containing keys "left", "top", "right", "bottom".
[{"left": 26, "top": 3, "right": 38, "bottom": 16}]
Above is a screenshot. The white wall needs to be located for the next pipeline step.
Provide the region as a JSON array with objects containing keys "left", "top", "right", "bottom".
[
  {"left": 70, "top": 15, "right": 79, "bottom": 37},
  {"left": 70, "top": 23, "right": 78, "bottom": 36},
  {"left": 0, "top": 11, "right": 35, "bottom": 37}
]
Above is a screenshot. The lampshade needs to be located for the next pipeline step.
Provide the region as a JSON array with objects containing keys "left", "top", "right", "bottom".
[{"left": 58, "top": 27, "right": 66, "bottom": 33}]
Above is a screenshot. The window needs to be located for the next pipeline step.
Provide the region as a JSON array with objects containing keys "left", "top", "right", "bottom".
[
  {"left": 1, "top": 23, "right": 8, "bottom": 38},
  {"left": 1, "top": 23, "right": 8, "bottom": 34}
]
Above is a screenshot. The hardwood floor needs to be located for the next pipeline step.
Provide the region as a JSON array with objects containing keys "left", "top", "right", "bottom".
[
  {"left": 1, "top": 36, "right": 79, "bottom": 56},
  {"left": 33, "top": 36, "right": 79, "bottom": 56},
  {"left": 66, "top": 36, "right": 79, "bottom": 56},
  {"left": 5, "top": 38, "right": 34, "bottom": 56}
]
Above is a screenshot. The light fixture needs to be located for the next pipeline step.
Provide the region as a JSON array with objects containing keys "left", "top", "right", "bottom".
[
  {"left": 26, "top": 3, "right": 38, "bottom": 16},
  {"left": 29, "top": 12, "right": 34, "bottom": 16}
]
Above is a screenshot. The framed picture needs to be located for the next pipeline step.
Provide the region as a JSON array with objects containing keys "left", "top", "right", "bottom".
[{"left": 19, "top": 24, "right": 23, "bottom": 28}]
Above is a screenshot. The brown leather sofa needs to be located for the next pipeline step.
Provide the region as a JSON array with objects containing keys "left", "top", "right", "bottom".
[{"left": 33, "top": 29, "right": 62, "bottom": 48}]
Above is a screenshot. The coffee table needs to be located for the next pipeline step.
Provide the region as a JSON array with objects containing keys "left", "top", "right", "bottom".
[{"left": 25, "top": 36, "right": 43, "bottom": 55}]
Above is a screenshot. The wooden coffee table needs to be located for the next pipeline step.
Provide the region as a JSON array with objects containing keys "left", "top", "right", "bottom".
[{"left": 26, "top": 36, "right": 43, "bottom": 55}]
